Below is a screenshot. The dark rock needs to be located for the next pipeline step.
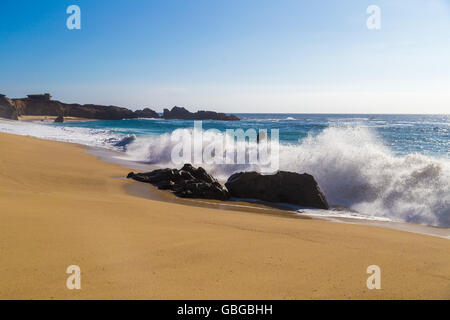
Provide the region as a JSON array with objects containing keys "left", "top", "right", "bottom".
[
  {"left": 134, "top": 108, "right": 160, "bottom": 119},
  {"left": 127, "top": 164, "right": 230, "bottom": 200},
  {"left": 163, "top": 106, "right": 239, "bottom": 121},
  {"left": 54, "top": 115, "right": 64, "bottom": 123},
  {"left": 61, "top": 103, "right": 136, "bottom": 120},
  {"left": 114, "top": 135, "right": 136, "bottom": 150},
  {"left": 225, "top": 171, "right": 329, "bottom": 209}
]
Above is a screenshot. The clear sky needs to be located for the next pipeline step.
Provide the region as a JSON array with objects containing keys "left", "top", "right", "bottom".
[{"left": 1, "top": 0, "right": 449, "bottom": 113}]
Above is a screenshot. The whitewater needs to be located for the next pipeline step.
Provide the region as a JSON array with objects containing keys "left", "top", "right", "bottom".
[{"left": 0, "top": 113, "right": 448, "bottom": 228}]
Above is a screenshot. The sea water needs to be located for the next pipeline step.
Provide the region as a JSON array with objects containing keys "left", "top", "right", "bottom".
[{"left": 1, "top": 113, "right": 448, "bottom": 228}]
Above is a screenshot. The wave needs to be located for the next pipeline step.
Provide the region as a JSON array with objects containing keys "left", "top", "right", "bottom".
[
  {"left": 1, "top": 119, "right": 448, "bottom": 227},
  {"left": 122, "top": 126, "right": 450, "bottom": 227},
  {"left": 0, "top": 119, "right": 124, "bottom": 148},
  {"left": 281, "top": 127, "right": 450, "bottom": 227}
]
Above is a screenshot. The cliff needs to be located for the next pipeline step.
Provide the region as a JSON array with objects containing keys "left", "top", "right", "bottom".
[
  {"left": 0, "top": 95, "right": 18, "bottom": 120},
  {"left": 0, "top": 94, "right": 153, "bottom": 121}
]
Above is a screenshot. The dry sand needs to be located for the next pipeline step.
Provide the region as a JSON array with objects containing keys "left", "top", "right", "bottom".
[{"left": 0, "top": 132, "right": 449, "bottom": 299}]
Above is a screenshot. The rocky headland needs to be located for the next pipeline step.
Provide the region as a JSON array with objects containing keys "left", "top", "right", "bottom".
[
  {"left": 0, "top": 93, "right": 239, "bottom": 121},
  {"left": 162, "top": 106, "right": 239, "bottom": 121}
]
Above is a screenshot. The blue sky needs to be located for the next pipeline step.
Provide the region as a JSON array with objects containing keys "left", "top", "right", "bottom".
[{"left": 1, "top": 0, "right": 449, "bottom": 113}]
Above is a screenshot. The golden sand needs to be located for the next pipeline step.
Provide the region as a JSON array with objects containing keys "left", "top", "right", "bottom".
[
  {"left": 0, "top": 133, "right": 448, "bottom": 299},
  {"left": 18, "top": 115, "right": 93, "bottom": 122}
]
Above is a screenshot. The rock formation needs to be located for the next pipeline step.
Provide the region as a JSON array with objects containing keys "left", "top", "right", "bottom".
[
  {"left": 8, "top": 95, "right": 137, "bottom": 120},
  {"left": 54, "top": 115, "right": 64, "bottom": 123},
  {"left": 162, "top": 106, "right": 239, "bottom": 121},
  {"left": 127, "top": 164, "right": 230, "bottom": 200},
  {"left": 61, "top": 103, "right": 137, "bottom": 120},
  {"left": 0, "top": 93, "right": 240, "bottom": 122},
  {"left": 225, "top": 171, "right": 329, "bottom": 209},
  {"left": 134, "top": 108, "right": 160, "bottom": 119}
]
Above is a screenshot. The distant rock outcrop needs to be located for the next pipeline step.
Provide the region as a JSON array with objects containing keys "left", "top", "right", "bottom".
[
  {"left": 127, "top": 164, "right": 230, "bottom": 200},
  {"left": 54, "top": 115, "right": 64, "bottom": 123},
  {"left": 0, "top": 93, "right": 239, "bottom": 122},
  {"left": 225, "top": 171, "right": 329, "bottom": 209},
  {"left": 134, "top": 108, "right": 160, "bottom": 119},
  {"left": 0, "top": 94, "right": 18, "bottom": 120},
  {"left": 62, "top": 103, "right": 137, "bottom": 120},
  {"left": 163, "top": 106, "right": 239, "bottom": 121}
]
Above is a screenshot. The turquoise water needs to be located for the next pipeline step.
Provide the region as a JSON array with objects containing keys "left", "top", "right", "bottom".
[{"left": 58, "top": 113, "right": 449, "bottom": 158}]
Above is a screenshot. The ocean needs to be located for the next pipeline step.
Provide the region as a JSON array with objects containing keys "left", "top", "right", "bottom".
[{"left": 1, "top": 113, "right": 448, "bottom": 228}]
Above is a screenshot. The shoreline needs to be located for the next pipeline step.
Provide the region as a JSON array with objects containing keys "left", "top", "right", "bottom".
[
  {"left": 1, "top": 117, "right": 448, "bottom": 238},
  {"left": 88, "top": 145, "right": 450, "bottom": 240},
  {"left": 18, "top": 115, "right": 95, "bottom": 122},
  {"left": 124, "top": 179, "right": 450, "bottom": 239},
  {"left": 0, "top": 132, "right": 449, "bottom": 299}
]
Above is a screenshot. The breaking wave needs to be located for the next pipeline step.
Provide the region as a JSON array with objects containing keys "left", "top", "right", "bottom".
[{"left": 122, "top": 126, "right": 450, "bottom": 227}]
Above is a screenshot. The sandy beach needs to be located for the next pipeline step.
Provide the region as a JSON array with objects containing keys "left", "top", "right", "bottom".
[
  {"left": 18, "top": 115, "right": 93, "bottom": 122},
  {"left": 0, "top": 132, "right": 448, "bottom": 299}
]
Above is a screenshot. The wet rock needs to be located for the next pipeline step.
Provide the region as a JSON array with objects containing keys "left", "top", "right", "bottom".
[
  {"left": 225, "top": 171, "right": 329, "bottom": 209},
  {"left": 114, "top": 135, "right": 136, "bottom": 150},
  {"left": 127, "top": 164, "right": 230, "bottom": 200},
  {"left": 54, "top": 115, "right": 64, "bottom": 123}
]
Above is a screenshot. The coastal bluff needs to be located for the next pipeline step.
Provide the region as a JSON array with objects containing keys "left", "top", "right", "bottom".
[
  {"left": 0, "top": 93, "right": 239, "bottom": 121},
  {"left": 0, "top": 94, "right": 18, "bottom": 120}
]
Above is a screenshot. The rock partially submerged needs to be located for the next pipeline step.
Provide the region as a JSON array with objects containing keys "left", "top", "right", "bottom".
[
  {"left": 54, "top": 115, "right": 64, "bottom": 123},
  {"left": 162, "top": 106, "right": 239, "bottom": 121},
  {"left": 225, "top": 171, "right": 329, "bottom": 209},
  {"left": 114, "top": 134, "right": 136, "bottom": 150},
  {"left": 127, "top": 164, "right": 230, "bottom": 200}
]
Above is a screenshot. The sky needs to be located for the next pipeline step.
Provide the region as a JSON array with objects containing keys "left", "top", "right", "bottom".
[{"left": 0, "top": 0, "right": 449, "bottom": 114}]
